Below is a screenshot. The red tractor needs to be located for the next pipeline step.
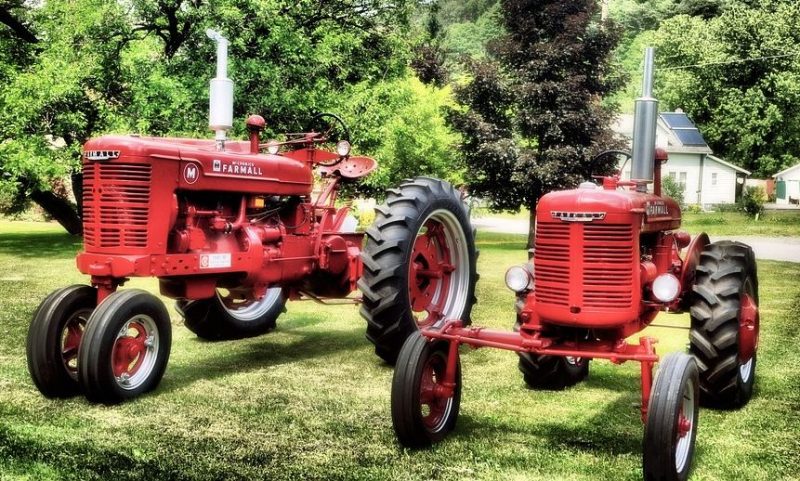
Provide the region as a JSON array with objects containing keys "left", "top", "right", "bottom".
[
  {"left": 390, "top": 48, "right": 759, "bottom": 481},
  {"left": 26, "top": 30, "right": 478, "bottom": 404}
]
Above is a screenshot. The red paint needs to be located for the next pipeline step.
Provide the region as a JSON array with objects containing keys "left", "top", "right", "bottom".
[
  {"left": 409, "top": 220, "right": 454, "bottom": 327},
  {"left": 739, "top": 293, "right": 759, "bottom": 363},
  {"left": 77, "top": 131, "right": 376, "bottom": 305},
  {"left": 112, "top": 322, "right": 147, "bottom": 378}
]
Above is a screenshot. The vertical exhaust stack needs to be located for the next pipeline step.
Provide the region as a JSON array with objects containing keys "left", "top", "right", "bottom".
[
  {"left": 207, "top": 29, "right": 233, "bottom": 151},
  {"left": 631, "top": 47, "right": 659, "bottom": 192}
]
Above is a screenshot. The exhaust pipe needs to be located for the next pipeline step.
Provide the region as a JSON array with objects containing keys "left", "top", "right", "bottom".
[
  {"left": 207, "top": 29, "right": 233, "bottom": 150},
  {"left": 631, "top": 47, "right": 659, "bottom": 192}
]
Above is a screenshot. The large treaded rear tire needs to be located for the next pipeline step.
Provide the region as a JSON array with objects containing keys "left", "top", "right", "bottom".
[
  {"left": 513, "top": 321, "right": 589, "bottom": 390},
  {"left": 518, "top": 353, "right": 589, "bottom": 390},
  {"left": 176, "top": 288, "right": 285, "bottom": 341},
  {"left": 688, "top": 240, "right": 759, "bottom": 408},
  {"left": 359, "top": 177, "right": 478, "bottom": 365}
]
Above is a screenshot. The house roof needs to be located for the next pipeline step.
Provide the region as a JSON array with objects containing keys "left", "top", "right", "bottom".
[
  {"left": 707, "top": 154, "right": 751, "bottom": 175},
  {"left": 774, "top": 162, "right": 800, "bottom": 179},
  {"left": 613, "top": 112, "right": 713, "bottom": 155}
]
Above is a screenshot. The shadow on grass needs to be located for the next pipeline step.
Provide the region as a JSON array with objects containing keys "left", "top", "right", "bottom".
[
  {"left": 0, "top": 231, "right": 82, "bottom": 259},
  {"left": 457, "top": 394, "right": 643, "bottom": 456},
  {"left": 158, "top": 322, "right": 370, "bottom": 394}
]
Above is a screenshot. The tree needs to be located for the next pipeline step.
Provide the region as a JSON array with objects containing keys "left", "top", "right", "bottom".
[
  {"left": 0, "top": 0, "right": 414, "bottom": 233},
  {"left": 653, "top": 1, "right": 800, "bottom": 176},
  {"left": 447, "top": 0, "right": 624, "bottom": 248}
]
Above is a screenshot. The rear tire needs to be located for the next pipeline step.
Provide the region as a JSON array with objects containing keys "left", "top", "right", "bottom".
[
  {"left": 391, "top": 331, "right": 461, "bottom": 447},
  {"left": 176, "top": 287, "right": 285, "bottom": 341},
  {"left": 643, "top": 352, "right": 699, "bottom": 481},
  {"left": 78, "top": 289, "right": 171, "bottom": 404},
  {"left": 514, "top": 322, "right": 589, "bottom": 390},
  {"left": 688, "top": 241, "right": 759, "bottom": 408},
  {"left": 359, "top": 177, "right": 477, "bottom": 364},
  {"left": 518, "top": 354, "right": 589, "bottom": 390},
  {"left": 26, "top": 285, "right": 96, "bottom": 398}
]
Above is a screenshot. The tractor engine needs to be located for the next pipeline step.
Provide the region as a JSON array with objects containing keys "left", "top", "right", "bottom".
[
  {"left": 524, "top": 178, "right": 685, "bottom": 336},
  {"left": 77, "top": 135, "right": 361, "bottom": 301}
]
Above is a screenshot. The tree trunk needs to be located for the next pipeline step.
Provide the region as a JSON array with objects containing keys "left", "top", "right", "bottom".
[
  {"left": 29, "top": 190, "right": 83, "bottom": 235},
  {"left": 527, "top": 205, "right": 537, "bottom": 257}
]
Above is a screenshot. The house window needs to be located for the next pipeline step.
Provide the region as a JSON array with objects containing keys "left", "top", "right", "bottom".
[
  {"left": 669, "top": 172, "right": 676, "bottom": 179},
  {"left": 679, "top": 172, "right": 687, "bottom": 190},
  {"left": 711, "top": 173, "right": 718, "bottom": 186}
]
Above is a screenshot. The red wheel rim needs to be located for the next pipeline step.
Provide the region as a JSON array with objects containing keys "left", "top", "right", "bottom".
[
  {"left": 418, "top": 352, "right": 453, "bottom": 432},
  {"left": 60, "top": 310, "right": 91, "bottom": 380},
  {"left": 111, "top": 315, "right": 159, "bottom": 390},
  {"left": 738, "top": 293, "right": 759, "bottom": 365},
  {"left": 409, "top": 219, "right": 456, "bottom": 328}
]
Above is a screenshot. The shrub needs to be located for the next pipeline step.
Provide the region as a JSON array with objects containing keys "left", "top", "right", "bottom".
[
  {"left": 661, "top": 176, "right": 685, "bottom": 207},
  {"left": 740, "top": 186, "right": 767, "bottom": 218}
]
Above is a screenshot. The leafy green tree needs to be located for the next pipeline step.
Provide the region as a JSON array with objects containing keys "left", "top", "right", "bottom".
[
  {"left": 0, "top": 0, "right": 415, "bottom": 233},
  {"left": 447, "top": 0, "right": 624, "bottom": 248},
  {"left": 653, "top": 1, "right": 800, "bottom": 176},
  {"left": 331, "top": 75, "right": 464, "bottom": 196}
]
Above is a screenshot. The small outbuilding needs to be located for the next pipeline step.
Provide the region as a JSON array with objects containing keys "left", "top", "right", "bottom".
[
  {"left": 613, "top": 111, "right": 750, "bottom": 207},
  {"left": 774, "top": 163, "right": 800, "bottom": 205}
]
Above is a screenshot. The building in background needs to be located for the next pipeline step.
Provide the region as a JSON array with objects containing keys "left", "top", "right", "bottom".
[
  {"left": 613, "top": 111, "right": 750, "bottom": 207},
  {"left": 774, "top": 163, "right": 800, "bottom": 205}
]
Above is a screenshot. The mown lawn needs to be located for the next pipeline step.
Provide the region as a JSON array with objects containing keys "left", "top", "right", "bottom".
[{"left": 1, "top": 221, "right": 798, "bottom": 481}]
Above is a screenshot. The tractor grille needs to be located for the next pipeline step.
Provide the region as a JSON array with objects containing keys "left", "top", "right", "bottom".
[
  {"left": 534, "top": 222, "right": 570, "bottom": 306},
  {"left": 534, "top": 222, "right": 635, "bottom": 311},
  {"left": 582, "top": 224, "right": 634, "bottom": 309},
  {"left": 82, "top": 162, "right": 152, "bottom": 250}
]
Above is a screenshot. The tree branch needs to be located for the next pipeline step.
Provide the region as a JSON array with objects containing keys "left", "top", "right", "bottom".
[{"left": 0, "top": 6, "right": 38, "bottom": 43}]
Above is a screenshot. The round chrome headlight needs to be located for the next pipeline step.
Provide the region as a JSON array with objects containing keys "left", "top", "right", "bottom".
[
  {"left": 266, "top": 140, "right": 280, "bottom": 155},
  {"left": 505, "top": 265, "right": 533, "bottom": 293},
  {"left": 336, "top": 140, "right": 351, "bottom": 157},
  {"left": 652, "top": 273, "right": 681, "bottom": 303}
]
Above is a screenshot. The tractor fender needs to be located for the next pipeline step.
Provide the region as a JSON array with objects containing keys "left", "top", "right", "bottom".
[{"left": 679, "top": 232, "right": 710, "bottom": 305}]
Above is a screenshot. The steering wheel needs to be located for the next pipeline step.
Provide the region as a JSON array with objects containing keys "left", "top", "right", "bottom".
[
  {"left": 586, "top": 149, "right": 633, "bottom": 180},
  {"left": 307, "top": 112, "right": 350, "bottom": 144}
]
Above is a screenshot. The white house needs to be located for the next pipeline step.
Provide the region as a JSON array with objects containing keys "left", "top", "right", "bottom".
[
  {"left": 774, "top": 163, "right": 800, "bottom": 205},
  {"left": 613, "top": 111, "right": 750, "bottom": 207}
]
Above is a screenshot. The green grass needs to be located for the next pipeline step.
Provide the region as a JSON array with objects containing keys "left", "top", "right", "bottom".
[{"left": 1, "top": 221, "right": 799, "bottom": 480}]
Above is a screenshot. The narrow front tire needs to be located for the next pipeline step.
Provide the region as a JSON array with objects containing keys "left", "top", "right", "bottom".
[
  {"left": 391, "top": 332, "right": 461, "bottom": 448},
  {"left": 78, "top": 290, "right": 171, "bottom": 404},
  {"left": 643, "top": 352, "right": 700, "bottom": 481}
]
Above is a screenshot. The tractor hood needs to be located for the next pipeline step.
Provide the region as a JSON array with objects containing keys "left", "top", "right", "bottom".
[{"left": 536, "top": 185, "right": 681, "bottom": 232}]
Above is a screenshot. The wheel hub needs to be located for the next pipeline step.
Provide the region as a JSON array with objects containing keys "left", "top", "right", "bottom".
[
  {"left": 61, "top": 312, "right": 89, "bottom": 378},
  {"left": 111, "top": 316, "right": 159, "bottom": 390},
  {"left": 409, "top": 220, "right": 454, "bottom": 327},
  {"left": 418, "top": 353, "right": 452, "bottom": 432},
  {"left": 738, "top": 293, "right": 759, "bottom": 365},
  {"left": 677, "top": 409, "right": 692, "bottom": 439}
]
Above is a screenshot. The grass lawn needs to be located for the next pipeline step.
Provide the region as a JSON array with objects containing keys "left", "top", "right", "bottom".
[{"left": 1, "top": 221, "right": 799, "bottom": 480}]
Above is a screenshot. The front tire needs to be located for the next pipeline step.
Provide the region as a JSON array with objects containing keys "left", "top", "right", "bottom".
[
  {"left": 360, "top": 177, "right": 478, "bottom": 364},
  {"left": 26, "top": 285, "right": 97, "bottom": 398},
  {"left": 78, "top": 289, "right": 171, "bottom": 404},
  {"left": 391, "top": 332, "right": 461, "bottom": 447},
  {"left": 643, "top": 352, "right": 700, "bottom": 481},
  {"left": 177, "top": 287, "right": 285, "bottom": 341},
  {"left": 688, "top": 241, "right": 759, "bottom": 408}
]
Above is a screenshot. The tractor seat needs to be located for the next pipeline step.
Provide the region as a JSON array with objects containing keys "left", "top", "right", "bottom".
[{"left": 318, "top": 156, "right": 377, "bottom": 180}]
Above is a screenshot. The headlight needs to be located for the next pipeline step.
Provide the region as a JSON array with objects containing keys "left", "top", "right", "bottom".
[
  {"left": 336, "top": 140, "right": 351, "bottom": 157},
  {"left": 652, "top": 273, "right": 680, "bottom": 303},
  {"left": 505, "top": 265, "right": 533, "bottom": 293},
  {"left": 266, "top": 140, "right": 280, "bottom": 155}
]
